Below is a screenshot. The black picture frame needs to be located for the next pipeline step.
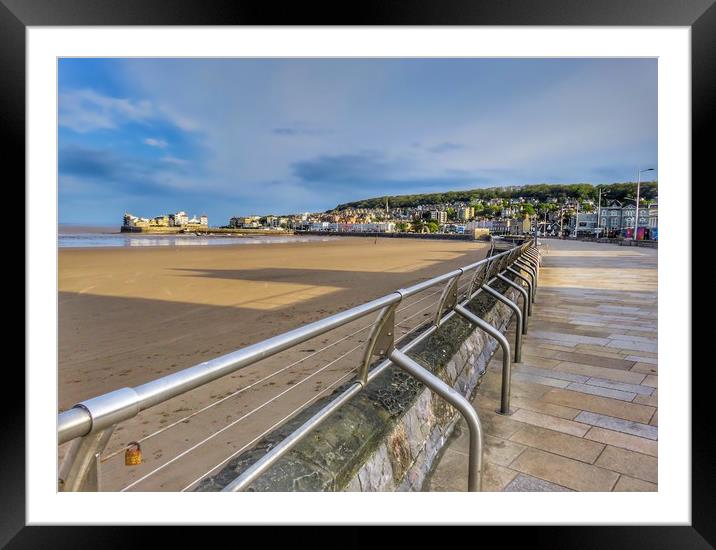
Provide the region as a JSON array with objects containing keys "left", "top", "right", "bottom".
[{"left": 6, "top": 0, "right": 707, "bottom": 546}]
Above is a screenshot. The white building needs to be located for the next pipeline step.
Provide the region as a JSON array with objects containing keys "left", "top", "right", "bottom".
[
  {"left": 466, "top": 220, "right": 494, "bottom": 231},
  {"left": 429, "top": 210, "right": 447, "bottom": 224},
  {"left": 171, "top": 211, "right": 189, "bottom": 226}
]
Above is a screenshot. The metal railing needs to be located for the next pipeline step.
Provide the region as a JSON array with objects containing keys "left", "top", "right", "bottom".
[{"left": 58, "top": 238, "right": 540, "bottom": 493}]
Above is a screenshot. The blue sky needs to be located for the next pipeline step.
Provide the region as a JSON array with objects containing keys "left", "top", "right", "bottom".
[{"left": 58, "top": 58, "right": 657, "bottom": 224}]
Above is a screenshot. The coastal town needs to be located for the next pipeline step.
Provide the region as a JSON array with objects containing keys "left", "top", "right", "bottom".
[{"left": 122, "top": 183, "right": 658, "bottom": 241}]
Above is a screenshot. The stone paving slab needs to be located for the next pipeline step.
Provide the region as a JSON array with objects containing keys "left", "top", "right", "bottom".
[
  {"left": 510, "top": 408, "right": 590, "bottom": 437},
  {"left": 514, "top": 364, "right": 590, "bottom": 383},
  {"left": 595, "top": 446, "right": 658, "bottom": 484},
  {"left": 552, "top": 351, "right": 636, "bottom": 370},
  {"left": 504, "top": 473, "right": 572, "bottom": 492},
  {"left": 543, "top": 388, "right": 655, "bottom": 423},
  {"left": 552, "top": 363, "right": 647, "bottom": 385},
  {"left": 574, "top": 411, "right": 658, "bottom": 440},
  {"left": 584, "top": 426, "right": 658, "bottom": 457},
  {"left": 513, "top": 372, "right": 572, "bottom": 389},
  {"left": 585, "top": 377, "right": 655, "bottom": 396},
  {"left": 613, "top": 475, "right": 657, "bottom": 492},
  {"left": 509, "top": 424, "right": 605, "bottom": 463},
  {"left": 565, "top": 382, "right": 637, "bottom": 402},
  {"left": 424, "top": 239, "right": 657, "bottom": 492},
  {"left": 509, "top": 448, "right": 620, "bottom": 492}
]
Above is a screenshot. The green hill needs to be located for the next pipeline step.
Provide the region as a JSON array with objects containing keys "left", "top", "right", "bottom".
[{"left": 333, "top": 182, "right": 658, "bottom": 211}]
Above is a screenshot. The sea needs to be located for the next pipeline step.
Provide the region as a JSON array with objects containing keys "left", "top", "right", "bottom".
[{"left": 58, "top": 225, "right": 336, "bottom": 248}]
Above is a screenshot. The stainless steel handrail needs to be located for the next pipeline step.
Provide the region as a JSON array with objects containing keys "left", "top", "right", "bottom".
[
  {"left": 58, "top": 238, "right": 539, "bottom": 492},
  {"left": 221, "top": 304, "right": 468, "bottom": 492},
  {"left": 221, "top": 241, "right": 537, "bottom": 492},
  {"left": 58, "top": 246, "right": 520, "bottom": 445}
]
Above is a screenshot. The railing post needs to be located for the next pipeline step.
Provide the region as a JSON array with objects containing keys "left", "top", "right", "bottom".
[
  {"left": 526, "top": 247, "right": 541, "bottom": 267},
  {"left": 517, "top": 252, "right": 539, "bottom": 278},
  {"left": 521, "top": 249, "right": 540, "bottom": 276},
  {"left": 453, "top": 304, "right": 513, "bottom": 416},
  {"left": 388, "top": 349, "right": 483, "bottom": 492},
  {"left": 497, "top": 273, "right": 530, "bottom": 327},
  {"left": 482, "top": 284, "right": 522, "bottom": 362},
  {"left": 514, "top": 259, "right": 537, "bottom": 296},
  {"left": 506, "top": 266, "right": 535, "bottom": 305}
]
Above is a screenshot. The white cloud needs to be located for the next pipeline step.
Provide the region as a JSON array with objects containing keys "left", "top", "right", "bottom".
[
  {"left": 160, "top": 155, "right": 187, "bottom": 165},
  {"left": 144, "top": 138, "right": 168, "bottom": 148},
  {"left": 59, "top": 89, "right": 199, "bottom": 135},
  {"left": 59, "top": 89, "right": 155, "bottom": 133}
]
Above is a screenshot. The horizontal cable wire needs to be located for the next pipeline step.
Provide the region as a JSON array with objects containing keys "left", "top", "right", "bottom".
[
  {"left": 178, "top": 296, "right": 445, "bottom": 491},
  {"left": 118, "top": 295, "right": 444, "bottom": 491},
  {"left": 178, "top": 367, "right": 359, "bottom": 492},
  {"left": 101, "top": 288, "right": 444, "bottom": 461},
  {"left": 117, "top": 334, "right": 373, "bottom": 491}
]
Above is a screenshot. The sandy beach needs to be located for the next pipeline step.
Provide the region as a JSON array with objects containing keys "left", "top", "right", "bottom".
[{"left": 59, "top": 236, "right": 489, "bottom": 491}]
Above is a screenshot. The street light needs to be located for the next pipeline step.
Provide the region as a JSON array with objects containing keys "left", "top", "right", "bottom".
[
  {"left": 573, "top": 200, "right": 581, "bottom": 239},
  {"left": 596, "top": 189, "right": 611, "bottom": 238},
  {"left": 633, "top": 168, "right": 655, "bottom": 239}
]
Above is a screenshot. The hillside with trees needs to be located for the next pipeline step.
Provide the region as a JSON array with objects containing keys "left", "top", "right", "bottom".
[{"left": 332, "top": 182, "right": 658, "bottom": 211}]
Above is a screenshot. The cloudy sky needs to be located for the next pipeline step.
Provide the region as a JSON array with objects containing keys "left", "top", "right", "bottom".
[{"left": 58, "top": 58, "right": 657, "bottom": 224}]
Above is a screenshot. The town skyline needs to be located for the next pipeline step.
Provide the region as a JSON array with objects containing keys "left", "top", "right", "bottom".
[
  {"left": 59, "top": 58, "right": 657, "bottom": 224},
  {"left": 118, "top": 180, "right": 658, "bottom": 241}
]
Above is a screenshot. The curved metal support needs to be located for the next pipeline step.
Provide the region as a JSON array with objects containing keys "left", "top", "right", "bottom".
[
  {"left": 525, "top": 248, "right": 541, "bottom": 267},
  {"left": 222, "top": 308, "right": 454, "bottom": 493},
  {"left": 516, "top": 258, "right": 538, "bottom": 293},
  {"left": 482, "top": 285, "right": 522, "bottom": 362},
  {"left": 454, "top": 304, "right": 513, "bottom": 416},
  {"left": 465, "top": 264, "right": 485, "bottom": 300},
  {"left": 521, "top": 251, "right": 540, "bottom": 275},
  {"left": 359, "top": 303, "right": 398, "bottom": 385},
  {"left": 507, "top": 266, "right": 535, "bottom": 305},
  {"left": 59, "top": 426, "right": 115, "bottom": 492},
  {"left": 514, "top": 259, "right": 538, "bottom": 295},
  {"left": 435, "top": 274, "right": 461, "bottom": 327},
  {"left": 497, "top": 273, "right": 531, "bottom": 325},
  {"left": 520, "top": 250, "right": 540, "bottom": 273},
  {"left": 388, "top": 349, "right": 483, "bottom": 492}
]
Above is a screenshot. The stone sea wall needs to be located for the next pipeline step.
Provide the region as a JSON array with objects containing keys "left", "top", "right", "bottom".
[
  {"left": 301, "top": 231, "right": 487, "bottom": 241},
  {"left": 195, "top": 272, "right": 528, "bottom": 492}
]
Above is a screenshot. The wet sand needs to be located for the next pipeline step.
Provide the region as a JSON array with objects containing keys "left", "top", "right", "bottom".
[{"left": 59, "top": 237, "right": 489, "bottom": 490}]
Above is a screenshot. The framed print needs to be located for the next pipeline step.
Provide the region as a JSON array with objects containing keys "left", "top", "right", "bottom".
[{"left": 7, "top": 0, "right": 709, "bottom": 545}]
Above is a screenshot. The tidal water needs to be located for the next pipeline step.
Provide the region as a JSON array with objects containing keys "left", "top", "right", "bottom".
[{"left": 58, "top": 226, "right": 335, "bottom": 248}]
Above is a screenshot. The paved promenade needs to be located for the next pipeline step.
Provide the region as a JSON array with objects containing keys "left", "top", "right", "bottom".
[{"left": 426, "top": 239, "right": 658, "bottom": 492}]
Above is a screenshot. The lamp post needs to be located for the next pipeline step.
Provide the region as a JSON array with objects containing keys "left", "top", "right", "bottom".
[
  {"left": 597, "top": 189, "right": 609, "bottom": 238},
  {"left": 633, "top": 168, "right": 655, "bottom": 239},
  {"left": 573, "top": 201, "right": 579, "bottom": 239}
]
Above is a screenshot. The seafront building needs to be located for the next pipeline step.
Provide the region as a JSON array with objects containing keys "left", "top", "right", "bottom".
[
  {"left": 214, "top": 189, "right": 657, "bottom": 240},
  {"left": 457, "top": 206, "right": 475, "bottom": 221},
  {"left": 229, "top": 216, "right": 261, "bottom": 229},
  {"left": 123, "top": 211, "right": 208, "bottom": 229},
  {"left": 428, "top": 210, "right": 448, "bottom": 224},
  {"left": 569, "top": 200, "right": 658, "bottom": 238}
]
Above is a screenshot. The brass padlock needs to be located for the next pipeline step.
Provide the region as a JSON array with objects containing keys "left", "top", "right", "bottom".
[{"left": 125, "top": 442, "right": 142, "bottom": 466}]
